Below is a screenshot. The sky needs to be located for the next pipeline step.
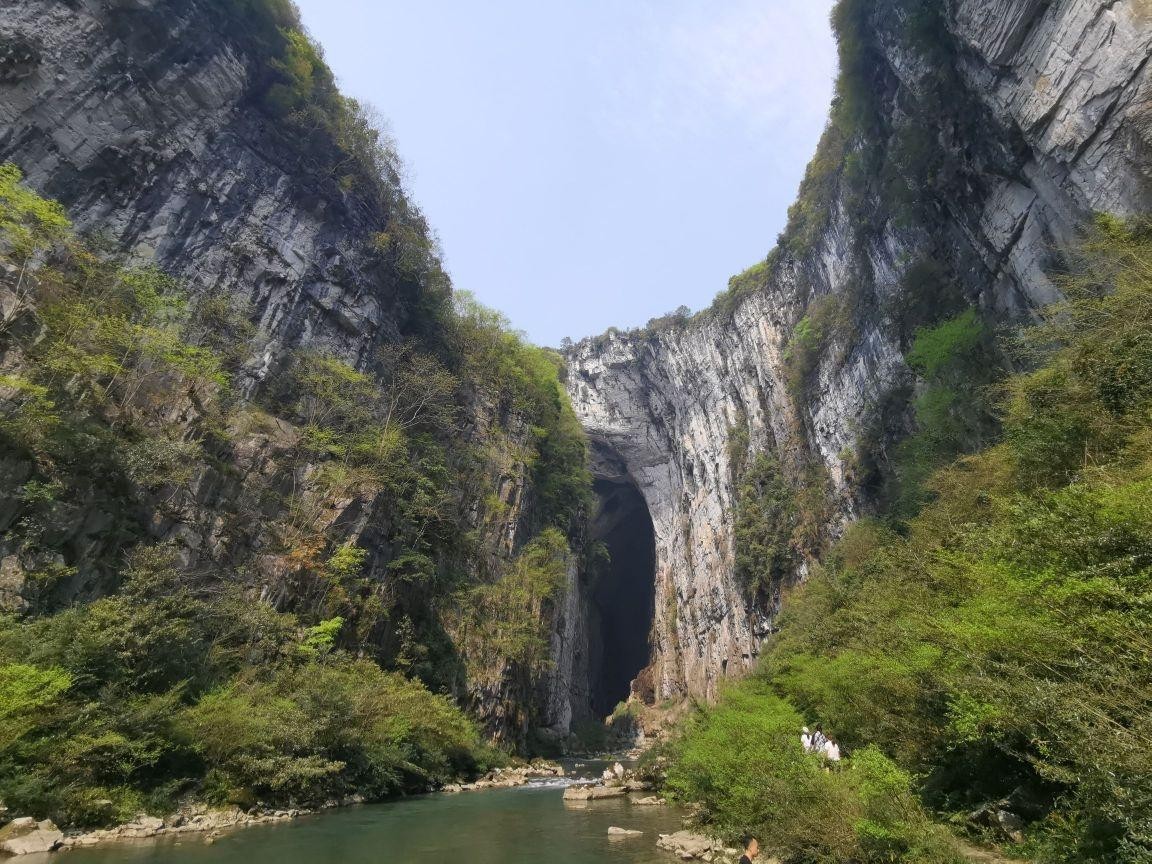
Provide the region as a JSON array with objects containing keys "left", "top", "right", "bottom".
[{"left": 293, "top": 0, "right": 839, "bottom": 346}]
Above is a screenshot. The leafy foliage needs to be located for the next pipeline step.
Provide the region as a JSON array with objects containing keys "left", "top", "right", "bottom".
[
  {"left": 666, "top": 680, "right": 960, "bottom": 864},
  {"left": 783, "top": 293, "right": 853, "bottom": 399},
  {"left": 0, "top": 550, "right": 489, "bottom": 825},
  {"left": 879, "top": 309, "right": 1000, "bottom": 517},
  {"left": 451, "top": 528, "right": 571, "bottom": 678},
  {"left": 448, "top": 292, "right": 592, "bottom": 534},
  {"left": 0, "top": 158, "right": 586, "bottom": 823},
  {"left": 0, "top": 163, "right": 69, "bottom": 260},
  {"left": 681, "top": 218, "right": 1152, "bottom": 864},
  {"left": 732, "top": 454, "right": 797, "bottom": 602}
]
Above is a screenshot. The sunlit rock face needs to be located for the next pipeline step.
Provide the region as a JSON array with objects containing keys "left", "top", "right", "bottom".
[
  {"left": 564, "top": 0, "right": 1152, "bottom": 704},
  {"left": 0, "top": 0, "right": 417, "bottom": 384},
  {"left": 0, "top": 0, "right": 577, "bottom": 744},
  {"left": 0, "top": 0, "right": 1148, "bottom": 734}
]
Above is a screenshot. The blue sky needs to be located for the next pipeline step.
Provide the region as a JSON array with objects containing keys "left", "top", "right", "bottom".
[{"left": 294, "top": 1, "right": 838, "bottom": 346}]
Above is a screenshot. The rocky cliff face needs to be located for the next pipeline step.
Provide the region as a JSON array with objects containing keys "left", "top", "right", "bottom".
[
  {"left": 0, "top": 0, "right": 587, "bottom": 744},
  {"left": 565, "top": 0, "right": 1152, "bottom": 705},
  {"left": 1, "top": 0, "right": 1148, "bottom": 742},
  {"left": 0, "top": 0, "right": 413, "bottom": 379}
]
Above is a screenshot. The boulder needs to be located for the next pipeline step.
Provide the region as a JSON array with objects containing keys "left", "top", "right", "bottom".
[
  {"left": 600, "top": 761, "right": 627, "bottom": 782},
  {"left": 631, "top": 795, "right": 666, "bottom": 806},
  {"left": 607, "top": 826, "right": 642, "bottom": 836},
  {"left": 120, "top": 815, "right": 164, "bottom": 838},
  {"left": 656, "top": 831, "right": 739, "bottom": 862},
  {"left": 0, "top": 817, "right": 64, "bottom": 855},
  {"left": 995, "top": 809, "right": 1025, "bottom": 843},
  {"left": 966, "top": 802, "right": 1027, "bottom": 843},
  {"left": 563, "top": 784, "right": 628, "bottom": 801}
]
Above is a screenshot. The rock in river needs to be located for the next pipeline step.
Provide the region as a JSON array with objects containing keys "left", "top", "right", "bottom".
[
  {"left": 563, "top": 784, "right": 628, "bottom": 801},
  {"left": 0, "top": 816, "right": 64, "bottom": 855}
]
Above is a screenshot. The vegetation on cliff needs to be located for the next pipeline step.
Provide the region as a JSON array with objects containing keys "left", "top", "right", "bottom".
[
  {"left": 0, "top": 143, "right": 586, "bottom": 822},
  {"left": 666, "top": 218, "right": 1152, "bottom": 863}
]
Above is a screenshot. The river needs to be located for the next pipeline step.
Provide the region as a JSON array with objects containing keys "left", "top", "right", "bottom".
[{"left": 49, "top": 763, "right": 687, "bottom": 864}]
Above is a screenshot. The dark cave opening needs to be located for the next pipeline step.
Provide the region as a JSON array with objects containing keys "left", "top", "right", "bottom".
[{"left": 588, "top": 467, "right": 656, "bottom": 719}]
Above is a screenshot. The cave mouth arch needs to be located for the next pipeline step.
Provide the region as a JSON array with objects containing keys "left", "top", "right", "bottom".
[{"left": 588, "top": 442, "right": 656, "bottom": 719}]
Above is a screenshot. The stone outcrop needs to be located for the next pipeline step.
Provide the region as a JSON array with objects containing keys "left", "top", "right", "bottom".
[
  {"left": 0, "top": 0, "right": 417, "bottom": 379},
  {"left": 564, "top": 0, "right": 1152, "bottom": 704},
  {"left": 440, "top": 760, "right": 565, "bottom": 793},
  {"left": 57, "top": 805, "right": 306, "bottom": 851},
  {"left": 562, "top": 762, "right": 653, "bottom": 800},
  {"left": 656, "top": 831, "right": 743, "bottom": 863},
  {"left": 0, "top": 0, "right": 1147, "bottom": 750},
  {"left": 563, "top": 784, "right": 628, "bottom": 801},
  {"left": 0, "top": 817, "right": 63, "bottom": 855}
]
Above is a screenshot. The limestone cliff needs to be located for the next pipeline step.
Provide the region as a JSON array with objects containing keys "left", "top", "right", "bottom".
[
  {"left": 0, "top": 0, "right": 414, "bottom": 374},
  {"left": 564, "top": 0, "right": 1152, "bottom": 705},
  {"left": 1, "top": 0, "right": 1148, "bottom": 746},
  {"left": 0, "top": 0, "right": 587, "bottom": 744}
]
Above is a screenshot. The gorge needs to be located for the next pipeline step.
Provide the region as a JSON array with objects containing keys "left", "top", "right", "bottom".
[{"left": 1, "top": 0, "right": 1151, "bottom": 861}]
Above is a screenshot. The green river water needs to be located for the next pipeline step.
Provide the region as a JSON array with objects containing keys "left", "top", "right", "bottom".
[{"left": 44, "top": 764, "right": 688, "bottom": 864}]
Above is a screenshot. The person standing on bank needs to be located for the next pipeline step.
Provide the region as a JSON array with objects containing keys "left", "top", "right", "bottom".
[
  {"left": 810, "top": 725, "right": 829, "bottom": 754},
  {"left": 739, "top": 836, "right": 760, "bottom": 863}
]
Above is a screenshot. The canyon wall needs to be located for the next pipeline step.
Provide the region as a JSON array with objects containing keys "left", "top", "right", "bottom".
[
  {"left": 1, "top": 0, "right": 1149, "bottom": 739},
  {"left": 564, "top": 0, "right": 1152, "bottom": 705},
  {"left": 0, "top": 0, "right": 415, "bottom": 377},
  {"left": 0, "top": 0, "right": 589, "bottom": 742}
]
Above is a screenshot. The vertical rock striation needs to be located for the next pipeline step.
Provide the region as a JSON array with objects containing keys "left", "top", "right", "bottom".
[
  {"left": 0, "top": 0, "right": 417, "bottom": 381},
  {"left": 0, "top": 0, "right": 1148, "bottom": 738},
  {"left": 0, "top": 0, "right": 585, "bottom": 743},
  {"left": 564, "top": 0, "right": 1152, "bottom": 705}
]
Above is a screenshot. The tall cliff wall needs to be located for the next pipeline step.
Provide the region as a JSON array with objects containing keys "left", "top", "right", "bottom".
[
  {"left": 2, "top": 0, "right": 1148, "bottom": 742},
  {"left": 0, "top": 0, "right": 591, "bottom": 744},
  {"left": 565, "top": 0, "right": 1152, "bottom": 705},
  {"left": 0, "top": 0, "right": 416, "bottom": 375}
]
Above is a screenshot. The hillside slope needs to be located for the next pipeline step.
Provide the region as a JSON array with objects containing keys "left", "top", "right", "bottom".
[{"left": 0, "top": 0, "right": 597, "bottom": 813}]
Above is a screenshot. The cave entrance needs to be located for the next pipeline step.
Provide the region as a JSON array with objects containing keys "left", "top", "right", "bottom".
[{"left": 588, "top": 445, "right": 656, "bottom": 719}]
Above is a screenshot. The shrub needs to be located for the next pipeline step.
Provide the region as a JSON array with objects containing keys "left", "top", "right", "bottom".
[
  {"left": 180, "top": 656, "right": 480, "bottom": 805},
  {"left": 733, "top": 454, "right": 797, "bottom": 602},
  {"left": 665, "top": 680, "right": 959, "bottom": 864},
  {"left": 0, "top": 165, "right": 588, "bottom": 825},
  {"left": 720, "top": 218, "right": 1152, "bottom": 862},
  {"left": 451, "top": 528, "right": 571, "bottom": 678},
  {"left": 783, "top": 293, "right": 853, "bottom": 399}
]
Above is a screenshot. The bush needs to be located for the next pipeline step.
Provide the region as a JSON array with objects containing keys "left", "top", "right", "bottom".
[
  {"left": 0, "top": 548, "right": 488, "bottom": 823},
  {"left": 451, "top": 528, "right": 571, "bottom": 678},
  {"left": 665, "top": 680, "right": 959, "bottom": 864},
  {"left": 883, "top": 309, "right": 1000, "bottom": 516},
  {"left": 783, "top": 293, "right": 853, "bottom": 399},
  {"left": 0, "top": 164, "right": 591, "bottom": 824},
  {"left": 733, "top": 454, "right": 797, "bottom": 602},
  {"left": 731, "top": 218, "right": 1152, "bottom": 862},
  {"left": 181, "top": 656, "right": 480, "bottom": 804}
]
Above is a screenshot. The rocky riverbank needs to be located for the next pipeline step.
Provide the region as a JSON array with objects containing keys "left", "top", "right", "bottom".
[
  {"left": 0, "top": 761, "right": 568, "bottom": 856},
  {"left": 0, "top": 800, "right": 353, "bottom": 856},
  {"left": 655, "top": 831, "right": 755, "bottom": 863},
  {"left": 59, "top": 806, "right": 305, "bottom": 852}
]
